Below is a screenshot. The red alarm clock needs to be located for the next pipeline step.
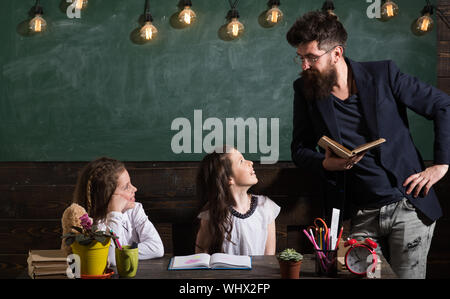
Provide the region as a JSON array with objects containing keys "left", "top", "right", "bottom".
[{"left": 344, "top": 238, "right": 378, "bottom": 276}]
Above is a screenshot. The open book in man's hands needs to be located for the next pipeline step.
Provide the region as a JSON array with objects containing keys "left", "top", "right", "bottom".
[
  {"left": 168, "top": 253, "right": 252, "bottom": 270},
  {"left": 318, "top": 135, "right": 386, "bottom": 159}
]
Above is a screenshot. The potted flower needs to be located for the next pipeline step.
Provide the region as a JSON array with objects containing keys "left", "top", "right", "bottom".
[
  {"left": 277, "top": 248, "right": 303, "bottom": 279},
  {"left": 62, "top": 214, "right": 117, "bottom": 276}
]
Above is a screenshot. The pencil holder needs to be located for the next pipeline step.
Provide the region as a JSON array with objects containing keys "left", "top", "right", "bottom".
[{"left": 314, "top": 249, "right": 337, "bottom": 277}]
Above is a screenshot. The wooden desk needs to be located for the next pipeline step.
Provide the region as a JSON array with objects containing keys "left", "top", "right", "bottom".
[{"left": 113, "top": 254, "right": 397, "bottom": 279}]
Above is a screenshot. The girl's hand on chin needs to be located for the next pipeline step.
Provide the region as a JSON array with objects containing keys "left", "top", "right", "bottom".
[{"left": 108, "top": 190, "right": 134, "bottom": 213}]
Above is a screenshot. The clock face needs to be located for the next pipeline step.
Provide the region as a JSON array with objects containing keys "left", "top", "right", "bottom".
[{"left": 346, "top": 246, "right": 375, "bottom": 275}]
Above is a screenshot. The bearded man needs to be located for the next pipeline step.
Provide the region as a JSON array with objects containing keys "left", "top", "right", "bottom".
[{"left": 287, "top": 11, "right": 450, "bottom": 279}]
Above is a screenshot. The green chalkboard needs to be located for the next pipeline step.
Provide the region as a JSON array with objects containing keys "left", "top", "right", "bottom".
[{"left": 0, "top": 0, "right": 438, "bottom": 162}]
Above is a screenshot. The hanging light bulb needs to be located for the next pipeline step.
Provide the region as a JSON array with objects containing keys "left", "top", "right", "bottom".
[
  {"left": 29, "top": 0, "right": 47, "bottom": 33},
  {"left": 226, "top": 9, "right": 244, "bottom": 39},
  {"left": 140, "top": 21, "right": 158, "bottom": 40},
  {"left": 417, "top": 13, "right": 433, "bottom": 33},
  {"left": 74, "top": 0, "right": 88, "bottom": 10},
  {"left": 178, "top": 0, "right": 196, "bottom": 25},
  {"left": 30, "top": 14, "right": 46, "bottom": 33},
  {"left": 322, "top": 1, "right": 336, "bottom": 17},
  {"left": 414, "top": 3, "right": 434, "bottom": 35},
  {"left": 265, "top": 0, "right": 283, "bottom": 25},
  {"left": 380, "top": 0, "right": 399, "bottom": 21},
  {"left": 140, "top": 0, "right": 158, "bottom": 41}
]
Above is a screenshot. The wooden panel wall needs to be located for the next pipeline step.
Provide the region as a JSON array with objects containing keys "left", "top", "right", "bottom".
[
  {"left": 429, "top": 0, "right": 450, "bottom": 279},
  {"left": 438, "top": 0, "right": 450, "bottom": 95}
]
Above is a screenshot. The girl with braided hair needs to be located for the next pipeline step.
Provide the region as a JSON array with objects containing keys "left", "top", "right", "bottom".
[{"left": 63, "top": 157, "right": 164, "bottom": 266}]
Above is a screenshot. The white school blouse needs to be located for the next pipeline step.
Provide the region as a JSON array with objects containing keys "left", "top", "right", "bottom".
[
  {"left": 97, "top": 202, "right": 164, "bottom": 266},
  {"left": 198, "top": 195, "right": 281, "bottom": 255}
]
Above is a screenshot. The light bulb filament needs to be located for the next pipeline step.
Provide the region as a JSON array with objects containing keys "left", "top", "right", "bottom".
[
  {"left": 145, "top": 28, "right": 152, "bottom": 40},
  {"left": 232, "top": 23, "right": 239, "bottom": 36},
  {"left": 386, "top": 4, "right": 394, "bottom": 17},
  {"left": 420, "top": 18, "right": 430, "bottom": 31},
  {"left": 140, "top": 21, "right": 158, "bottom": 41},
  {"left": 76, "top": 0, "right": 83, "bottom": 10},
  {"left": 184, "top": 13, "right": 191, "bottom": 24},
  {"left": 179, "top": 7, "right": 196, "bottom": 25},
  {"left": 271, "top": 11, "right": 278, "bottom": 23},
  {"left": 34, "top": 18, "right": 42, "bottom": 32}
]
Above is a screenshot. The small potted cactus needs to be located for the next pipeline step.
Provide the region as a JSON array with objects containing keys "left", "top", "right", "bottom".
[{"left": 276, "top": 248, "right": 303, "bottom": 279}]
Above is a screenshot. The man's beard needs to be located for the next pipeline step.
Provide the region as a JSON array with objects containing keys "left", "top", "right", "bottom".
[{"left": 301, "top": 63, "right": 338, "bottom": 101}]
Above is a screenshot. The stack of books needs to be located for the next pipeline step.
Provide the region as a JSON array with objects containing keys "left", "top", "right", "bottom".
[{"left": 27, "top": 250, "right": 68, "bottom": 279}]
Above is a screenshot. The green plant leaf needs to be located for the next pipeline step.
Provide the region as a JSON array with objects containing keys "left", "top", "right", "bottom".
[
  {"left": 79, "top": 239, "right": 93, "bottom": 246},
  {"left": 64, "top": 237, "right": 75, "bottom": 246},
  {"left": 277, "top": 248, "right": 303, "bottom": 261},
  {"left": 94, "top": 235, "right": 107, "bottom": 244},
  {"left": 100, "top": 237, "right": 111, "bottom": 246},
  {"left": 75, "top": 234, "right": 89, "bottom": 243},
  {"left": 75, "top": 234, "right": 93, "bottom": 246},
  {"left": 71, "top": 226, "right": 83, "bottom": 234},
  {"left": 61, "top": 233, "right": 76, "bottom": 239}
]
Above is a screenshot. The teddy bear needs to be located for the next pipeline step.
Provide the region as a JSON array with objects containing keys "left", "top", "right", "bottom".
[{"left": 60, "top": 203, "right": 87, "bottom": 255}]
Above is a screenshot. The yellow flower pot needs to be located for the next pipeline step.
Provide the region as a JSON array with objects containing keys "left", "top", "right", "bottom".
[{"left": 71, "top": 239, "right": 111, "bottom": 276}]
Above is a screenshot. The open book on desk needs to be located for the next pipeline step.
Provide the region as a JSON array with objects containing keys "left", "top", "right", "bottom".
[
  {"left": 168, "top": 253, "right": 252, "bottom": 270},
  {"left": 318, "top": 135, "right": 386, "bottom": 159}
]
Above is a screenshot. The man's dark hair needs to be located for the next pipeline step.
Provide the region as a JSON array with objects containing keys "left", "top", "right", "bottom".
[{"left": 286, "top": 11, "right": 347, "bottom": 50}]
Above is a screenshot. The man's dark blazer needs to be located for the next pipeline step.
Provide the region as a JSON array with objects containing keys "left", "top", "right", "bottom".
[{"left": 291, "top": 57, "right": 450, "bottom": 222}]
